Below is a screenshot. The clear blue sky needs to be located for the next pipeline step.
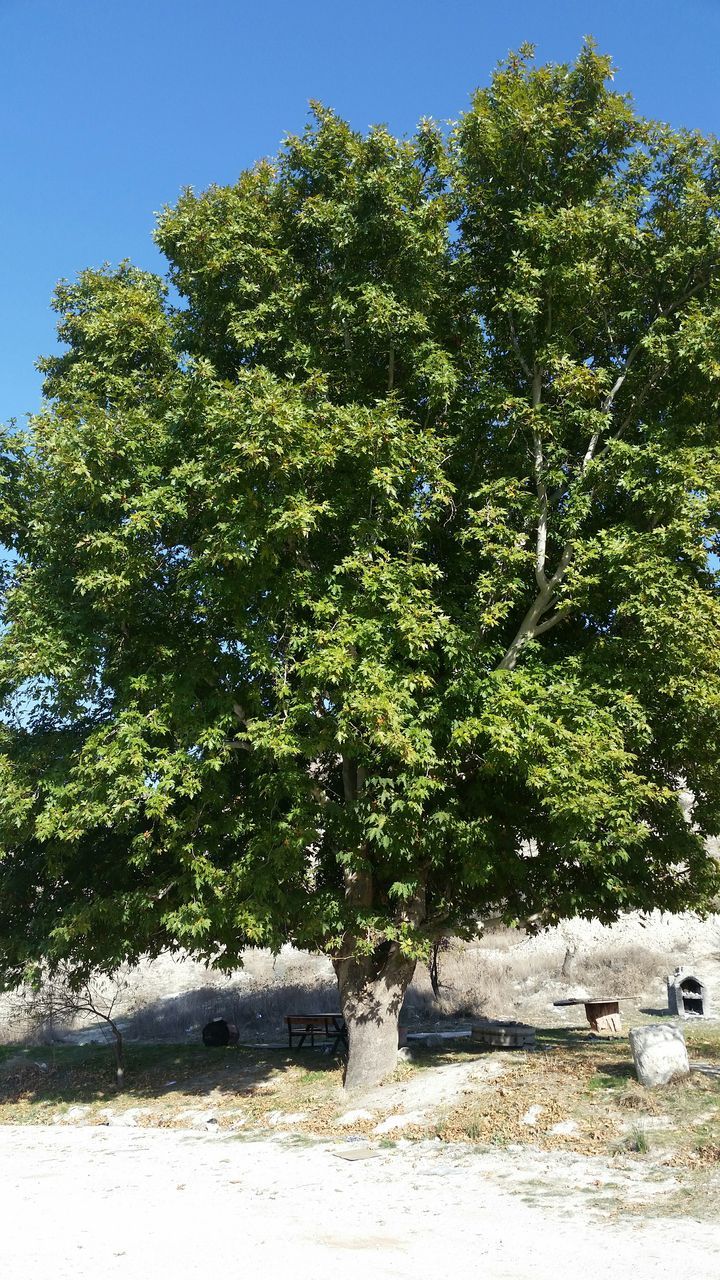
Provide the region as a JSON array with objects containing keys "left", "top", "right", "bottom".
[{"left": 2, "top": 0, "right": 719, "bottom": 425}]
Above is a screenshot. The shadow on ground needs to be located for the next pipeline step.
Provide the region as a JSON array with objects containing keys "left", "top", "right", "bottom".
[
  {"left": 0, "top": 1041, "right": 343, "bottom": 1109},
  {"left": 0, "top": 1025, "right": 587, "bottom": 1109}
]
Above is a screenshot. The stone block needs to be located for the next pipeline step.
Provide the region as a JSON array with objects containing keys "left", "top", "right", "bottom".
[
  {"left": 373, "top": 1111, "right": 425, "bottom": 1134},
  {"left": 629, "top": 1024, "right": 690, "bottom": 1088},
  {"left": 336, "top": 1108, "right": 374, "bottom": 1127},
  {"left": 471, "top": 1020, "right": 536, "bottom": 1048}
]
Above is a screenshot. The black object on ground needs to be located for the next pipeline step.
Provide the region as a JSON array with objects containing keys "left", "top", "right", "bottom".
[{"left": 202, "top": 1018, "right": 239, "bottom": 1047}]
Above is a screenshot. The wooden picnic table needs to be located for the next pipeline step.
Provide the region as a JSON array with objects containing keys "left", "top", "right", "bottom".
[
  {"left": 553, "top": 997, "right": 637, "bottom": 1033},
  {"left": 285, "top": 1013, "right": 347, "bottom": 1053}
]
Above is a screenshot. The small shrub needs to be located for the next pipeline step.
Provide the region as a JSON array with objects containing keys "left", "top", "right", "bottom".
[
  {"left": 616, "top": 1127, "right": 651, "bottom": 1154},
  {"left": 615, "top": 1089, "right": 658, "bottom": 1113}
]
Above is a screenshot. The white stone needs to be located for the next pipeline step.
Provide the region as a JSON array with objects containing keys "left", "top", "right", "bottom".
[
  {"left": 63, "top": 1106, "right": 89, "bottom": 1122},
  {"left": 106, "top": 1108, "right": 147, "bottom": 1128},
  {"left": 373, "top": 1112, "right": 425, "bottom": 1134},
  {"left": 175, "top": 1109, "right": 219, "bottom": 1130},
  {"left": 520, "top": 1105, "right": 543, "bottom": 1126},
  {"left": 267, "top": 1110, "right": 307, "bottom": 1127},
  {"left": 175, "top": 1109, "right": 201, "bottom": 1124},
  {"left": 336, "top": 1109, "right": 374, "bottom": 1127},
  {"left": 548, "top": 1120, "right": 579, "bottom": 1136},
  {"left": 629, "top": 1024, "right": 690, "bottom": 1088}
]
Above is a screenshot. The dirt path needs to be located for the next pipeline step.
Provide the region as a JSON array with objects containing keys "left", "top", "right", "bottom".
[{"left": 1, "top": 1125, "right": 718, "bottom": 1279}]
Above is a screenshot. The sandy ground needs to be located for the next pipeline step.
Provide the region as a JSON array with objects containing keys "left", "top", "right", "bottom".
[{"left": 1, "top": 1125, "right": 719, "bottom": 1280}]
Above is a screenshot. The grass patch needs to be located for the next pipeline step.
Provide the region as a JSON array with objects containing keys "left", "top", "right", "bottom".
[
  {"left": 0, "top": 1041, "right": 344, "bottom": 1128},
  {"left": 615, "top": 1127, "right": 652, "bottom": 1155},
  {"left": 588, "top": 1073, "right": 627, "bottom": 1092}
]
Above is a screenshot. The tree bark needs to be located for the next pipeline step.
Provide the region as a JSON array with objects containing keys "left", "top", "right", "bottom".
[
  {"left": 336, "top": 756, "right": 423, "bottom": 1092},
  {"left": 334, "top": 943, "right": 416, "bottom": 1093}
]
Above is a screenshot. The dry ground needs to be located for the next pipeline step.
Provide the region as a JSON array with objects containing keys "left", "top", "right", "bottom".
[
  {"left": 2, "top": 912, "right": 720, "bottom": 1276},
  {"left": 1, "top": 1021, "right": 719, "bottom": 1180},
  {"left": 2, "top": 1124, "right": 720, "bottom": 1280}
]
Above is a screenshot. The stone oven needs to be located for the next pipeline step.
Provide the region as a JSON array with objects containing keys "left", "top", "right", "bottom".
[{"left": 667, "top": 968, "right": 709, "bottom": 1018}]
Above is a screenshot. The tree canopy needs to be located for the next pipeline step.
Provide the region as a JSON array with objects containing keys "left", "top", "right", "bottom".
[{"left": 1, "top": 42, "right": 719, "bottom": 1087}]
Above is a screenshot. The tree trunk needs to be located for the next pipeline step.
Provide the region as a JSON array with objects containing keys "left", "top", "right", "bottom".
[{"left": 335, "top": 943, "right": 416, "bottom": 1094}]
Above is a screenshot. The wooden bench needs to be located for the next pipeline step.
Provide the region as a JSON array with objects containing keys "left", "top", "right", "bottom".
[{"left": 285, "top": 1013, "right": 347, "bottom": 1053}]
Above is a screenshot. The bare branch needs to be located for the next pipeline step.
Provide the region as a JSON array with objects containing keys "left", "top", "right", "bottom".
[
  {"left": 548, "top": 545, "right": 572, "bottom": 590},
  {"left": 342, "top": 755, "right": 356, "bottom": 804},
  {"left": 498, "top": 275, "right": 711, "bottom": 677},
  {"left": 583, "top": 275, "right": 710, "bottom": 470},
  {"left": 533, "top": 465, "right": 549, "bottom": 589},
  {"left": 658, "top": 274, "right": 711, "bottom": 318},
  {"left": 497, "top": 595, "right": 546, "bottom": 671},
  {"left": 530, "top": 367, "right": 550, "bottom": 592},
  {"left": 17, "top": 967, "right": 130, "bottom": 1089},
  {"left": 498, "top": 545, "right": 573, "bottom": 671},
  {"left": 582, "top": 339, "right": 644, "bottom": 470},
  {"left": 533, "top": 607, "right": 570, "bottom": 635},
  {"left": 508, "top": 316, "right": 533, "bottom": 380}
]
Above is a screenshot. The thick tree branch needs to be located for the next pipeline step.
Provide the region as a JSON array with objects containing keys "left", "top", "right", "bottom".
[
  {"left": 227, "top": 701, "right": 253, "bottom": 751},
  {"left": 530, "top": 367, "right": 549, "bottom": 592},
  {"left": 498, "top": 544, "right": 573, "bottom": 671},
  {"left": 501, "top": 277, "right": 707, "bottom": 674},
  {"left": 497, "top": 593, "right": 549, "bottom": 671},
  {"left": 582, "top": 339, "right": 644, "bottom": 470},
  {"left": 533, "top": 432, "right": 549, "bottom": 591},
  {"left": 341, "top": 755, "right": 372, "bottom": 906},
  {"left": 548, "top": 545, "right": 572, "bottom": 589},
  {"left": 342, "top": 755, "right": 357, "bottom": 803},
  {"left": 533, "top": 606, "right": 570, "bottom": 635}
]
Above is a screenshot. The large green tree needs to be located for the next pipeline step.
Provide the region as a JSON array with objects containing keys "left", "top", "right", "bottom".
[{"left": 1, "top": 44, "right": 719, "bottom": 1090}]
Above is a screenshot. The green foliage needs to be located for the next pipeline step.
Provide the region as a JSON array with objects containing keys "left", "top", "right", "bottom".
[{"left": 0, "top": 43, "right": 719, "bottom": 987}]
